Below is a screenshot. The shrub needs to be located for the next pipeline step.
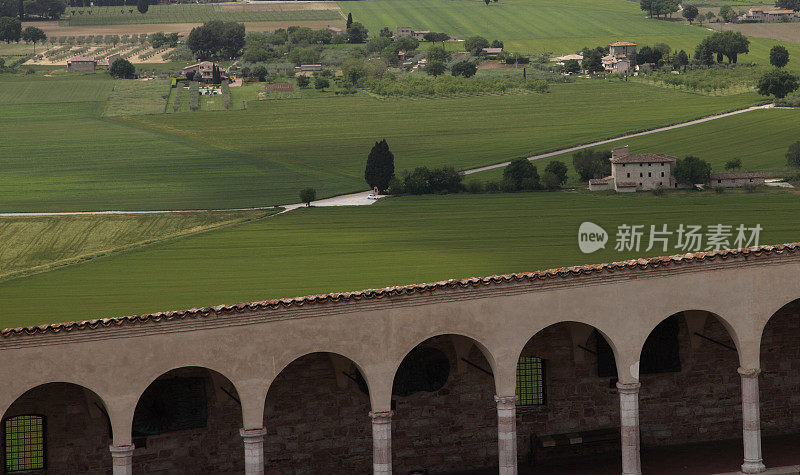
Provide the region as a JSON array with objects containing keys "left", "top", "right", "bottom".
[
  {"left": 464, "top": 180, "right": 484, "bottom": 193},
  {"left": 299, "top": 188, "right": 316, "bottom": 206},
  {"left": 502, "top": 158, "right": 540, "bottom": 191},
  {"left": 108, "top": 58, "right": 135, "bottom": 79},
  {"left": 484, "top": 181, "right": 501, "bottom": 192}
]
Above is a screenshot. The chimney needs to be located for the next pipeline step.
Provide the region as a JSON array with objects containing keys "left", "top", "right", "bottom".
[{"left": 612, "top": 145, "right": 629, "bottom": 159}]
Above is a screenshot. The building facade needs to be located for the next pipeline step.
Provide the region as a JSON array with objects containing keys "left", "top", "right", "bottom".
[
  {"left": 589, "top": 146, "right": 675, "bottom": 192},
  {"left": 710, "top": 172, "right": 766, "bottom": 188},
  {"left": 67, "top": 56, "right": 97, "bottom": 72},
  {"left": 2, "top": 243, "right": 800, "bottom": 474},
  {"left": 738, "top": 8, "right": 799, "bottom": 22}
]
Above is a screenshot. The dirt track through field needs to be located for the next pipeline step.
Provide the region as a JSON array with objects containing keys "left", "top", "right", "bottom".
[{"left": 711, "top": 23, "right": 800, "bottom": 45}]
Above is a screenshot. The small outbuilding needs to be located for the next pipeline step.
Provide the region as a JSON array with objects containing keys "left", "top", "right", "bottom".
[
  {"left": 67, "top": 56, "right": 97, "bottom": 72},
  {"left": 708, "top": 172, "right": 765, "bottom": 188}
]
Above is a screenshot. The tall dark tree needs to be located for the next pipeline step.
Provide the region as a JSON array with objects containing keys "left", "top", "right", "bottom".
[
  {"left": 572, "top": 149, "right": 611, "bottom": 181},
  {"left": 17, "top": 0, "right": 22, "bottom": 20},
  {"left": 757, "top": 68, "right": 799, "bottom": 99},
  {"left": 364, "top": 139, "right": 395, "bottom": 192},
  {"left": 136, "top": 0, "right": 147, "bottom": 13},
  {"left": 544, "top": 160, "right": 568, "bottom": 185},
  {"left": 673, "top": 156, "right": 711, "bottom": 186},
  {"left": 346, "top": 12, "right": 352, "bottom": 29},
  {"left": 346, "top": 21, "right": 367, "bottom": 44},
  {"left": 770, "top": 45, "right": 789, "bottom": 68},
  {"left": 502, "top": 158, "right": 540, "bottom": 191},
  {"left": 299, "top": 188, "right": 316, "bottom": 206},
  {"left": 682, "top": 4, "right": 698, "bottom": 23},
  {"left": 109, "top": 57, "right": 136, "bottom": 78},
  {"left": 212, "top": 64, "right": 220, "bottom": 84},
  {"left": 0, "top": 16, "right": 21, "bottom": 43}
]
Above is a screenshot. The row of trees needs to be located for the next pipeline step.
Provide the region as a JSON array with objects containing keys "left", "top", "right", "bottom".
[
  {"left": 640, "top": 0, "right": 679, "bottom": 19},
  {"left": 694, "top": 30, "right": 749, "bottom": 65},
  {"left": 0, "top": 0, "right": 64, "bottom": 20},
  {"left": 0, "top": 17, "right": 46, "bottom": 50}
]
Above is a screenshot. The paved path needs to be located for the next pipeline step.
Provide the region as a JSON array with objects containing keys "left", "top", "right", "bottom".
[
  {"left": 463, "top": 104, "right": 774, "bottom": 175},
  {"left": 0, "top": 191, "right": 384, "bottom": 217},
  {"left": 0, "top": 104, "right": 777, "bottom": 217}
]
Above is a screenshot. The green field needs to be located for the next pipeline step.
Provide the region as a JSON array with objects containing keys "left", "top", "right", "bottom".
[
  {"left": 340, "top": 0, "right": 800, "bottom": 71},
  {"left": 0, "top": 71, "right": 763, "bottom": 211},
  {"left": 468, "top": 107, "right": 800, "bottom": 184},
  {"left": 0, "top": 210, "right": 270, "bottom": 280},
  {"left": 103, "top": 78, "right": 171, "bottom": 116},
  {"left": 1, "top": 191, "right": 797, "bottom": 328},
  {"left": 60, "top": 4, "right": 342, "bottom": 26}
]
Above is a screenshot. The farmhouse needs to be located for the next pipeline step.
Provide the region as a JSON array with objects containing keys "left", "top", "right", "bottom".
[
  {"left": 482, "top": 47, "right": 503, "bottom": 57},
  {"left": 395, "top": 27, "right": 432, "bottom": 40},
  {"left": 182, "top": 61, "right": 229, "bottom": 83},
  {"left": 66, "top": 56, "right": 97, "bottom": 72},
  {"left": 589, "top": 145, "right": 676, "bottom": 192},
  {"left": 602, "top": 54, "right": 632, "bottom": 74},
  {"left": 602, "top": 41, "right": 637, "bottom": 74},
  {"left": 709, "top": 171, "right": 766, "bottom": 187},
  {"left": 738, "top": 7, "right": 799, "bottom": 22},
  {"left": 3, "top": 244, "right": 800, "bottom": 474}
]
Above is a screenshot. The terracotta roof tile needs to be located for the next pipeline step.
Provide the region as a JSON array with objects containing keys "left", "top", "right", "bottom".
[
  {"left": 610, "top": 153, "right": 676, "bottom": 164},
  {"left": 710, "top": 172, "right": 765, "bottom": 180},
  {"left": 3, "top": 242, "right": 800, "bottom": 339}
]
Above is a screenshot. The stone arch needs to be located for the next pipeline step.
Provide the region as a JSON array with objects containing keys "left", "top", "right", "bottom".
[
  {"left": 637, "top": 310, "right": 742, "bottom": 463},
  {"left": 130, "top": 366, "right": 244, "bottom": 473},
  {"left": 1, "top": 382, "right": 113, "bottom": 473},
  {"left": 758, "top": 297, "right": 800, "bottom": 439},
  {"left": 262, "top": 351, "right": 373, "bottom": 473},
  {"left": 512, "top": 321, "right": 623, "bottom": 466},
  {"left": 390, "top": 333, "right": 498, "bottom": 472}
]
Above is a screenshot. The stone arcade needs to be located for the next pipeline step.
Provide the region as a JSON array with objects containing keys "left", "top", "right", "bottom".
[{"left": 3, "top": 243, "right": 800, "bottom": 474}]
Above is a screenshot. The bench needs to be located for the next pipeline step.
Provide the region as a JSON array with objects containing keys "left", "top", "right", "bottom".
[{"left": 530, "top": 427, "right": 620, "bottom": 465}]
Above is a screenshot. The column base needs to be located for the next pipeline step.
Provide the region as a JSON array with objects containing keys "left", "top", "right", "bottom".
[
  {"left": 109, "top": 444, "right": 135, "bottom": 475},
  {"left": 741, "top": 460, "right": 766, "bottom": 474}
]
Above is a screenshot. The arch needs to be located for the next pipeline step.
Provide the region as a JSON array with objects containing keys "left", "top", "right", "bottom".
[
  {"left": 130, "top": 366, "right": 245, "bottom": 473},
  {"left": 633, "top": 309, "right": 743, "bottom": 370},
  {"left": 1, "top": 382, "right": 114, "bottom": 473},
  {"left": 262, "top": 351, "right": 373, "bottom": 473},
  {"left": 388, "top": 331, "right": 499, "bottom": 394},
  {"left": 757, "top": 296, "right": 800, "bottom": 352},
  {"left": 390, "top": 333, "right": 498, "bottom": 472}
]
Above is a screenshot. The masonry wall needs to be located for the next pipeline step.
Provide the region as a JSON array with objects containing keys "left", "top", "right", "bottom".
[
  {"left": 760, "top": 300, "right": 800, "bottom": 437},
  {"left": 1, "top": 383, "right": 112, "bottom": 475},
  {"left": 263, "top": 353, "right": 372, "bottom": 474},
  {"left": 392, "top": 338, "right": 497, "bottom": 473},
  {"left": 131, "top": 368, "right": 244, "bottom": 474}
]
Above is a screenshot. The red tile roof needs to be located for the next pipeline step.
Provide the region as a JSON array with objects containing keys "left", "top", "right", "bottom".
[
  {"left": 710, "top": 172, "right": 765, "bottom": 180},
  {"left": 3, "top": 242, "right": 800, "bottom": 339},
  {"left": 610, "top": 153, "right": 676, "bottom": 164},
  {"left": 610, "top": 42, "right": 637, "bottom": 46}
]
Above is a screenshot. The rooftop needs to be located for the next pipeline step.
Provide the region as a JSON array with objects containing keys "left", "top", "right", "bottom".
[
  {"left": 610, "top": 153, "right": 677, "bottom": 164},
  {"left": 710, "top": 172, "right": 765, "bottom": 180},
  {"left": 3, "top": 241, "right": 799, "bottom": 339},
  {"left": 610, "top": 42, "right": 637, "bottom": 47}
]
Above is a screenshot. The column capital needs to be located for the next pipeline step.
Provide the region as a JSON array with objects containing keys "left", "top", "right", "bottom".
[
  {"left": 494, "top": 395, "right": 518, "bottom": 408},
  {"left": 240, "top": 427, "right": 267, "bottom": 439},
  {"left": 738, "top": 367, "right": 762, "bottom": 378},
  {"left": 109, "top": 444, "right": 135, "bottom": 457},
  {"left": 369, "top": 410, "right": 394, "bottom": 424},
  {"left": 616, "top": 381, "right": 641, "bottom": 394}
]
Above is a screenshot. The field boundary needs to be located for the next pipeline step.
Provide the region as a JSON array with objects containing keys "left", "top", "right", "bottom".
[{"left": 0, "top": 210, "right": 279, "bottom": 284}]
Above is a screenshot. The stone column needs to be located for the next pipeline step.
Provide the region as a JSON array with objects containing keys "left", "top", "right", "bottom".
[
  {"left": 617, "top": 382, "right": 642, "bottom": 475},
  {"left": 240, "top": 427, "right": 267, "bottom": 475},
  {"left": 739, "top": 368, "right": 766, "bottom": 473},
  {"left": 495, "top": 395, "right": 518, "bottom": 475},
  {"left": 109, "top": 444, "right": 134, "bottom": 475},
  {"left": 370, "top": 410, "right": 393, "bottom": 475}
]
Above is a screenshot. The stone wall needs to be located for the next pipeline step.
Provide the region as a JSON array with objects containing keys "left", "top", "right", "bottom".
[{"left": 760, "top": 300, "right": 800, "bottom": 437}]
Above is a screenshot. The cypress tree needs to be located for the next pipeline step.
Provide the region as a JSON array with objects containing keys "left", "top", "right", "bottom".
[
  {"left": 364, "top": 139, "right": 395, "bottom": 192},
  {"left": 346, "top": 12, "right": 353, "bottom": 29}
]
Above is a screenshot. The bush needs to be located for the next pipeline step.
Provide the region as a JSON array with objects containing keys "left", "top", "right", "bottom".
[
  {"left": 653, "top": 185, "right": 665, "bottom": 196},
  {"left": 502, "top": 158, "right": 540, "bottom": 191},
  {"left": 484, "top": 181, "right": 501, "bottom": 192},
  {"left": 451, "top": 60, "right": 477, "bottom": 78},
  {"left": 108, "top": 58, "right": 135, "bottom": 79},
  {"left": 299, "top": 188, "right": 316, "bottom": 206},
  {"left": 774, "top": 94, "right": 800, "bottom": 107},
  {"left": 394, "top": 166, "right": 463, "bottom": 195},
  {"left": 464, "top": 180, "right": 484, "bottom": 193},
  {"left": 296, "top": 75, "right": 310, "bottom": 88},
  {"left": 573, "top": 149, "right": 611, "bottom": 181}
]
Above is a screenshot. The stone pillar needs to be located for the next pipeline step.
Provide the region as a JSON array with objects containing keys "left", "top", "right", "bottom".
[
  {"left": 240, "top": 427, "right": 267, "bottom": 475},
  {"left": 109, "top": 444, "right": 134, "bottom": 475},
  {"left": 495, "top": 395, "right": 518, "bottom": 475},
  {"left": 739, "top": 368, "right": 766, "bottom": 473},
  {"left": 617, "top": 382, "right": 642, "bottom": 475},
  {"left": 370, "top": 410, "right": 393, "bottom": 474}
]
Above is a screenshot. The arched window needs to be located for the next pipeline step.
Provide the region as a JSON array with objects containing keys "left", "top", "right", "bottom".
[{"left": 3, "top": 414, "right": 46, "bottom": 471}]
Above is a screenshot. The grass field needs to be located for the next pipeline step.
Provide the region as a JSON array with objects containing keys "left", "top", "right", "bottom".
[
  {"left": 468, "top": 107, "right": 800, "bottom": 184},
  {"left": 340, "top": 0, "right": 800, "bottom": 71},
  {"left": 60, "top": 3, "right": 342, "bottom": 26},
  {"left": 1, "top": 191, "right": 798, "bottom": 328},
  {"left": 712, "top": 22, "right": 800, "bottom": 45},
  {"left": 0, "top": 71, "right": 763, "bottom": 211},
  {"left": 0, "top": 210, "right": 270, "bottom": 280},
  {"left": 103, "top": 78, "right": 171, "bottom": 116}
]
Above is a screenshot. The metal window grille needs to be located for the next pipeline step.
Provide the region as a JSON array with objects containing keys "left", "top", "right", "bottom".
[
  {"left": 516, "top": 357, "right": 545, "bottom": 406},
  {"left": 3, "top": 415, "right": 46, "bottom": 472}
]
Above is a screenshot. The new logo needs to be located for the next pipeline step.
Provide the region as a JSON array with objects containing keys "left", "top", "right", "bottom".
[{"left": 578, "top": 222, "right": 608, "bottom": 254}]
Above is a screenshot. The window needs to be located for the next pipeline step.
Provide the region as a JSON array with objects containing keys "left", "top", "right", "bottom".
[
  {"left": 626, "top": 172, "right": 630, "bottom": 178},
  {"left": 661, "top": 172, "right": 664, "bottom": 177},
  {"left": 516, "top": 357, "right": 545, "bottom": 406},
  {"left": 3, "top": 415, "right": 45, "bottom": 471},
  {"left": 648, "top": 172, "right": 651, "bottom": 177}
]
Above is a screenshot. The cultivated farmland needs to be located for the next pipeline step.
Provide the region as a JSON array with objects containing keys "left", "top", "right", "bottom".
[
  {"left": 0, "top": 191, "right": 797, "bottom": 327},
  {"left": 60, "top": 3, "right": 343, "bottom": 26},
  {"left": 468, "top": 107, "right": 800, "bottom": 184},
  {"left": 0, "top": 72, "right": 765, "bottom": 211},
  {"left": 0, "top": 210, "right": 270, "bottom": 281}
]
